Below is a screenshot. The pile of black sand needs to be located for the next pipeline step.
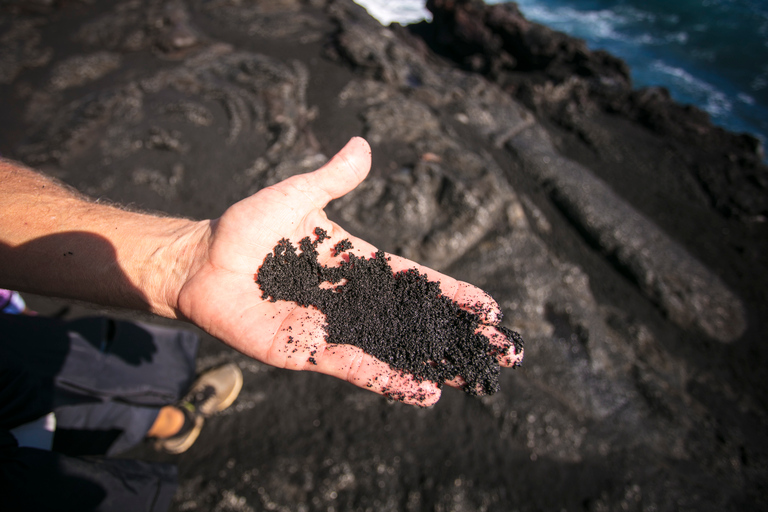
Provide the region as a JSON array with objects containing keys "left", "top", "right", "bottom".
[{"left": 256, "top": 228, "right": 523, "bottom": 397}]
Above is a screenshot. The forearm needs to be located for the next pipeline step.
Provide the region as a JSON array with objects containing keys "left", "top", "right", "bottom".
[{"left": 0, "top": 159, "right": 209, "bottom": 318}]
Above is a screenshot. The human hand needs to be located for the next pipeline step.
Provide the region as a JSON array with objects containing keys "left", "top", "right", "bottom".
[{"left": 177, "top": 137, "right": 522, "bottom": 406}]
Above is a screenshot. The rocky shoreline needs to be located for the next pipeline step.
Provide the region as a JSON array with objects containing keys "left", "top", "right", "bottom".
[{"left": 1, "top": 0, "right": 767, "bottom": 510}]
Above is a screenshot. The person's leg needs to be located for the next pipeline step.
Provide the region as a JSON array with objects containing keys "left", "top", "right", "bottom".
[
  {"left": 53, "top": 400, "right": 161, "bottom": 456},
  {"left": 0, "top": 314, "right": 201, "bottom": 433},
  {"left": 147, "top": 406, "right": 185, "bottom": 438},
  {"left": 51, "top": 316, "right": 202, "bottom": 455},
  {"left": 2, "top": 314, "right": 241, "bottom": 458},
  {"left": 0, "top": 314, "right": 191, "bottom": 511},
  {"left": 54, "top": 317, "right": 200, "bottom": 408},
  {"left": 1, "top": 433, "right": 177, "bottom": 512},
  {"left": 55, "top": 362, "right": 245, "bottom": 456}
]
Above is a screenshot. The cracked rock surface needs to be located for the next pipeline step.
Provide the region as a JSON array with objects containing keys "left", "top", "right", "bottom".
[{"left": 2, "top": 0, "right": 767, "bottom": 510}]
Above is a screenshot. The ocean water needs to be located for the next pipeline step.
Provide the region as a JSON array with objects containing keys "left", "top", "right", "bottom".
[{"left": 354, "top": 0, "right": 768, "bottom": 149}]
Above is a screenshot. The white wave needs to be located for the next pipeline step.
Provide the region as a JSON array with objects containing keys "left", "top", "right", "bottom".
[
  {"left": 353, "top": 0, "right": 431, "bottom": 25},
  {"left": 738, "top": 93, "right": 756, "bottom": 105},
  {"left": 649, "top": 60, "right": 733, "bottom": 117},
  {"left": 634, "top": 31, "right": 688, "bottom": 46},
  {"left": 355, "top": 0, "right": 689, "bottom": 49},
  {"left": 495, "top": 0, "right": 691, "bottom": 49},
  {"left": 511, "top": 2, "right": 630, "bottom": 41},
  {"left": 751, "top": 64, "right": 768, "bottom": 91}
]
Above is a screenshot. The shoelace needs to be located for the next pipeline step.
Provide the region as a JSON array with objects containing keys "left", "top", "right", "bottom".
[{"left": 182, "top": 385, "right": 216, "bottom": 415}]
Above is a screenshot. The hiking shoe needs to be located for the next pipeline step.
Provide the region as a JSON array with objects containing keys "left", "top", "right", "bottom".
[
  {"left": 179, "top": 363, "right": 243, "bottom": 418},
  {"left": 154, "top": 407, "right": 204, "bottom": 454}
]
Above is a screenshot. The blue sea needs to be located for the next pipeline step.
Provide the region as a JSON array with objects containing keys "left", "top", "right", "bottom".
[{"left": 355, "top": 0, "right": 768, "bottom": 149}]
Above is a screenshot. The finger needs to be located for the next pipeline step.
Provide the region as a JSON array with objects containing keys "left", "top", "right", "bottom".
[
  {"left": 479, "top": 323, "right": 524, "bottom": 367},
  {"left": 287, "top": 137, "right": 372, "bottom": 209},
  {"left": 313, "top": 343, "right": 442, "bottom": 407},
  {"left": 387, "top": 253, "right": 502, "bottom": 324},
  {"left": 434, "top": 324, "right": 524, "bottom": 393},
  {"left": 444, "top": 375, "right": 467, "bottom": 389}
]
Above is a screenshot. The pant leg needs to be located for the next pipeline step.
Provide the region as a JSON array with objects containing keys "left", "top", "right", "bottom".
[
  {"left": 1, "top": 314, "right": 199, "bottom": 455},
  {"left": 53, "top": 317, "right": 200, "bottom": 455},
  {"left": 1, "top": 431, "right": 177, "bottom": 512},
  {"left": 0, "top": 313, "right": 71, "bottom": 430},
  {"left": 0, "top": 314, "right": 199, "bottom": 510},
  {"left": 53, "top": 401, "right": 161, "bottom": 456},
  {"left": 54, "top": 316, "right": 200, "bottom": 408}
]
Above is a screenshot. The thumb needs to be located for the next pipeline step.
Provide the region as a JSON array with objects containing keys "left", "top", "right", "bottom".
[{"left": 298, "top": 137, "right": 371, "bottom": 208}]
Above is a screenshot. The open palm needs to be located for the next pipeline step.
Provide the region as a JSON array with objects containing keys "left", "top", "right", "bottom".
[{"left": 177, "top": 138, "right": 521, "bottom": 406}]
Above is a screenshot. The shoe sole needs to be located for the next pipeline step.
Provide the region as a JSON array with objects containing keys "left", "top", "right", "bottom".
[
  {"left": 155, "top": 415, "right": 204, "bottom": 454},
  {"left": 214, "top": 365, "right": 243, "bottom": 413}
]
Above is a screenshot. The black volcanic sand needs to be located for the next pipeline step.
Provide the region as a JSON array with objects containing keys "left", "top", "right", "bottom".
[{"left": 256, "top": 228, "right": 523, "bottom": 396}]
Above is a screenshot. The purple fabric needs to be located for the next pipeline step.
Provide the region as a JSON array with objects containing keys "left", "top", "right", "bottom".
[{"left": 0, "top": 290, "right": 26, "bottom": 314}]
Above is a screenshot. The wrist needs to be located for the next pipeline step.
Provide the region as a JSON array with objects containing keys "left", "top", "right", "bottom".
[
  {"left": 144, "top": 218, "right": 212, "bottom": 319},
  {"left": 0, "top": 160, "right": 214, "bottom": 317}
]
